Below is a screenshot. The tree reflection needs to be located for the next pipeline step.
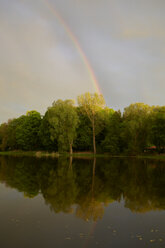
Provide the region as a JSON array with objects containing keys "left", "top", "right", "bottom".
[
  {"left": 0, "top": 156, "right": 164, "bottom": 221},
  {"left": 76, "top": 158, "right": 104, "bottom": 221},
  {"left": 42, "top": 158, "right": 78, "bottom": 213}
]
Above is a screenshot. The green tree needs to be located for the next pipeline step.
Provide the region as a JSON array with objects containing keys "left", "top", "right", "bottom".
[
  {"left": 122, "top": 103, "right": 151, "bottom": 154},
  {"left": 5, "top": 118, "right": 25, "bottom": 150},
  {"left": 74, "top": 107, "right": 93, "bottom": 151},
  {"left": 6, "top": 119, "right": 18, "bottom": 150},
  {"left": 16, "top": 111, "right": 42, "bottom": 150},
  {"left": 77, "top": 92, "right": 105, "bottom": 154},
  {"left": 47, "top": 100, "right": 79, "bottom": 154},
  {"left": 0, "top": 122, "right": 8, "bottom": 151},
  {"left": 101, "top": 111, "right": 123, "bottom": 154},
  {"left": 96, "top": 107, "right": 115, "bottom": 152},
  {"left": 39, "top": 111, "right": 58, "bottom": 151},
  {"left": 150, "top": 106, "right": 165, "bottom": 153}
]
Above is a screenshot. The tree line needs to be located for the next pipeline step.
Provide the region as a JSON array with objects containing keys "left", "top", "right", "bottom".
[{"left": 0, "top": 92, "right": 164, "bottom": 155}]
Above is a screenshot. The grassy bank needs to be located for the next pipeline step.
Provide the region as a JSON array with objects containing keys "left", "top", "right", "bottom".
[
  {"left": 0, "top": 150, "right": 165, "bottom": 160},
  {"left": 71, "top": 153, "right": 165, "bottom": 160},
  {"left": 137, "top": 154, "right": 165, "bottom": 161},
  {"left": 0, "top": 151, "right": 107, "bottom": 158},
  {"left": 0, "top": 151, "right": 59, "bottom": 158}
]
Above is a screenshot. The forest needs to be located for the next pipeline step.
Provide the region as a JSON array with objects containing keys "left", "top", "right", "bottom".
[{"left": 0, "top": 92, "right": 165, "bottom": 155}]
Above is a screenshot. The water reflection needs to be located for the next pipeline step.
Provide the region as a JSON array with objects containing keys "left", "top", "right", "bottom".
[{"left": 0, "top": 156, "right": 164, "bottom": 221}]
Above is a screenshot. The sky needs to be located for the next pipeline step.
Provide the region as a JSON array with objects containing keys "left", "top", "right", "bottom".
[{"left": 0, "top": 0, "right": 165, "bottom": 123}]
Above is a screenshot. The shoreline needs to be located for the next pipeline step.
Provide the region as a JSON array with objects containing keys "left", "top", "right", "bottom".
[{"left": 0, "top": 151, "right": 165, "bottom": 160}]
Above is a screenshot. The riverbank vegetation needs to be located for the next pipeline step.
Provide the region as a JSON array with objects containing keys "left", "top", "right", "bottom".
[{"left": 0, "top": 92, "right": 164, "bottom": 155}]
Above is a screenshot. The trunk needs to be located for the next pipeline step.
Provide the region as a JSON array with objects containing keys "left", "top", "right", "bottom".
[
  {"left": 69, "top": 143, "right": 73, "bottom": 155},
  {"left": 92, "top": 120, "right": 96, "bottom": 154}
]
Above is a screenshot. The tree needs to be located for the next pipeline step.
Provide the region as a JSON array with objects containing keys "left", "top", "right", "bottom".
[
  {"left": 150, "top": 106, "right": 165, "bottom": 153},
  {"left": 74, "top": 107, "right": 93, "bottom": 151},
  {"left": 95, "top": 107, "right": 115, "bottom": 152},
  {"left": 122, "top": 103, "right": 151, "bottom": 154},
  {"left": 101, "top": 111, "right": 123, "bottom": 154},
  {"left": 77, "top": 92, "right": 105, "bottom": 154},
  {"left": 0, "top": 122, "right": 8, "bottom": 151},
  {"left": 39, "top": 111, "right": 58, "bottom": 151},
  {"left": 47, "top": 100, "right": 79, "bottom": 154},
  {"left": 16, "top": 111, "right": 42, "bottom": 150}
]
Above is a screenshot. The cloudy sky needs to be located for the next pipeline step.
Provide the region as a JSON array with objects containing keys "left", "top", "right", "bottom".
[{"left": 0, "top": 0, "right": 165, "bottom": 122}]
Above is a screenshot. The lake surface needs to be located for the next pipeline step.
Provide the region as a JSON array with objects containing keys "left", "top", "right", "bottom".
[{"left": 0, "top": 156, "right": 164, "bottom": 248}]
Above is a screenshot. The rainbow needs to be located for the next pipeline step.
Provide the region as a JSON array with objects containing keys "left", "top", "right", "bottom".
[{"left": 44, "top": 0, "right": 102, "bottom": 95}]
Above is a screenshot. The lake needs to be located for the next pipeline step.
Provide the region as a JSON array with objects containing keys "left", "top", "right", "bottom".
[{"left": 0, "top": 156, "right": 164, "bottom": 248}]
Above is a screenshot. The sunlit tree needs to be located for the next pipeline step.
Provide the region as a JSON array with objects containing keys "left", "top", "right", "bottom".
[
  {"left": 77, "top": 92, "right": 105, "bottom": 154},
  {"left": 47, "top": 100, "right": 79, "bottom": 154}
]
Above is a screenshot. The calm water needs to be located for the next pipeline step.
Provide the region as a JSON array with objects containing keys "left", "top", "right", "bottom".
[{"left": 0, "top": 156, "right": 164, "bottom": 248}]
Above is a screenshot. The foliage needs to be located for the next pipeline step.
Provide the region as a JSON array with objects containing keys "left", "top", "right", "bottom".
[
  {"left": 150, "top": 106, "right": 165, "bottom": 153},
  {"left": 122, "top": 103, "right": 152, "bottom": 155},
  {"left": 74, "top": 107, "right": 93, "bottom": 151},
  {"left": 77, "top": 92, "right": 105, "bottom": 154},
  {"left": 101, "top": 111, "right": 123, "bottom": 154},
  {"left": 0, "top": 93, "right": 164, "bottom": 154},
  {"left": 16, "top": 111, "right": 42, "bottom": 150},
  {"left": 39, "top": 111, "right": 58, "bottom": 151},
  {"left": 0, "top": 122, "right": 8, "bottom": 151},
  {"left": 47, "top": 100, "right": 79, "bottom": 153}
]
